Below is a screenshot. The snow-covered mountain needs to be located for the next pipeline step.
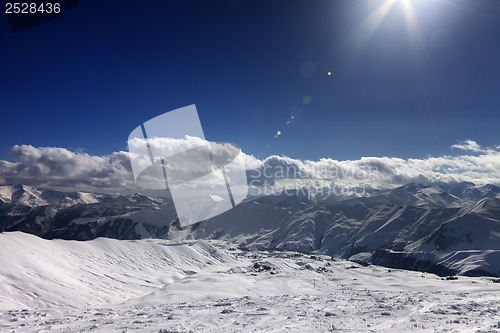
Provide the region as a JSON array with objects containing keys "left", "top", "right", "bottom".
[
  {"left": 0, "top": 182, "right": 499, "bottom": 277},
  {"left": 2, "top": 232, "right": 499, "bottom": 332},
  {"left": 0, "top": 184, "right": 177, "bottom": 240},
  {"left": 0, "top": 184, "right": 105, "bottom": 207}
]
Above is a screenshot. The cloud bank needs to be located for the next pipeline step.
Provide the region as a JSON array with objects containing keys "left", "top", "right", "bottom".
[
  {"left": 0, "top": 145, "right": 135, "bottom": 193},
  {"left": 0, "top": 140, "right": 498, "bottom": 194}
]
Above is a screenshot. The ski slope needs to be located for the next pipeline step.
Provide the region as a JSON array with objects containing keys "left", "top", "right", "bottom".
[{"left": 0, "top": 232, "right": 499, "bottom": 332}]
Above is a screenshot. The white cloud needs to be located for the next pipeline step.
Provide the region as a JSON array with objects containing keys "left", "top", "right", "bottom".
[
  {"left": 0, "top": 145, "right": 135, "bottom": 193},
  {"left": 0, "top": 141, "right": 499, "bottom": 194},
  {"left": 0, "top": 143, "right": 262, "bottom": 194},
  {"left": 451, "top": 139, "right": 495, "bottom": 154},
  {"left": 249, "top": 142, "right": 500, "bottom": 189}
]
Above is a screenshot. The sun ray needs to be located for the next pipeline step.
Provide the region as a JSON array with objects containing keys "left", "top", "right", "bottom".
[
  {"left": 400, "top": 0, "right": 445, "bottom": 149},
  {"left": 338, "top": 0, "right": 397, "bottom": 65}
]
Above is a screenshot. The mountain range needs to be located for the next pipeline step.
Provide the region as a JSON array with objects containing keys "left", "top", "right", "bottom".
[{"left": 1, "top": 182, "right": 499, "bottom": 277}]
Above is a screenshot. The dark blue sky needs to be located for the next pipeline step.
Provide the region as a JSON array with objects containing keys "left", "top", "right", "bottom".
[{"left": 1, "top": 0, "right": 499, "bottom": 161}]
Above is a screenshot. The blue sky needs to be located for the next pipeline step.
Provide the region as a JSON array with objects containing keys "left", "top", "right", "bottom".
[{"left": 1, "top": 0, "right": 499, "bottom": 162}]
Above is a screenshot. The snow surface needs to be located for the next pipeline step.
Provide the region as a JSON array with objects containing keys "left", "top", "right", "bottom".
[
  {"left": 1, "top": 232, "right": 499, "bottom": 332},
  {"left": 0, "top": 186, "right": 16, "bottom": 203}
]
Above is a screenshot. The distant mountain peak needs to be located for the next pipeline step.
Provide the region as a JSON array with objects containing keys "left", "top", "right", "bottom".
[{"left": 1, "top": 183, "right": 499, "bottom": 277}]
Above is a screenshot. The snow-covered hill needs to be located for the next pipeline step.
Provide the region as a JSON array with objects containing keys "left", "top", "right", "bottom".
[
  {"left": 0, "top": 182, "right": 499, "bottom": 277},
  {"left": 0, "top": 232, "right": 236, "bottom": 309},
  {"left": 0, "top": 232, "right": 499, "bottom": 332}
]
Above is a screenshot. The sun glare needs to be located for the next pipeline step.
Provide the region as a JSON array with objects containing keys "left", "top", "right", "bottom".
[
  {"left": 378, "top": 0, "right": 395, "bottom": 16},
  {"left": 337, "top": 0, "right": 397, "bottom": 64}
]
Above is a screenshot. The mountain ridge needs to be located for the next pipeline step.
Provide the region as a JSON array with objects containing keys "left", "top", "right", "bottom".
[{"left": 1, "top": 182, "right": 499, "bottom": 277}]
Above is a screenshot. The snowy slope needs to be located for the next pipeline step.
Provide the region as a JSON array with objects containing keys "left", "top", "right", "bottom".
[
  {"left": 0, "top": 232, "right": 499, "bottom": 332},
  {"left": 0, "top": 232, "right": 236, "bottom": 309},
  {"left": 0, "top": 185, "right": 16, "bottom": 203}
]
